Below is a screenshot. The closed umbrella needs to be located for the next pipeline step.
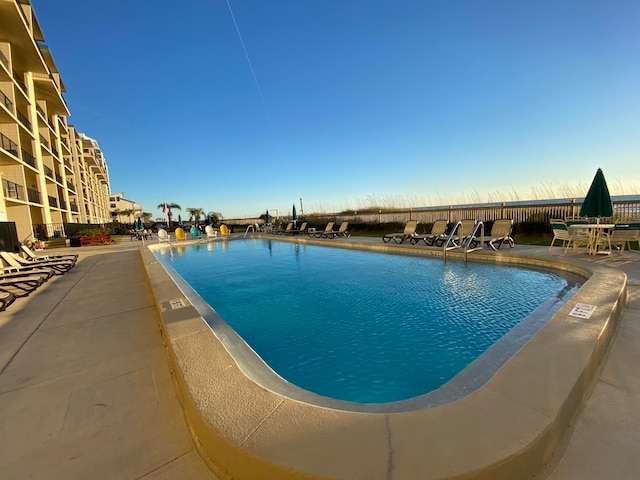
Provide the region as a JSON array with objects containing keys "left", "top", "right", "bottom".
[
  {"left": 135, "top": 217, "right": 143, "bottom": 230},
  {"left": 178, "top": 214, "right": 182, "bottom": 225},
  {"left": 265, "top": 209, "right": 270, "bottom": 224},
  {"left": 208, "top": 214, "right": 213, "bottom": 225},
  {"left": 579, "top": 168, "right": 613, "bottom": 220},
  {"left": 292, "top": 204, "right": 297, "bottom": 227}
]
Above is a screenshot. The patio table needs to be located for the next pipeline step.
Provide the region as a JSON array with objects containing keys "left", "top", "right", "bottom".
[{"left": 568, "top": 223, "right": 614, "bottom": 255}]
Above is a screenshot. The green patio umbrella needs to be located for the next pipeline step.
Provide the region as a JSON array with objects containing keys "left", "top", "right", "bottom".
[
  {"left": 579, "top": 168, "right": 613, "bottom": 219},
  {"left": 292, "top": 204, "right": 297, "bottom": 226},
  {"left": 265, "top": 209, "right": 270, "bottom": 224},
  {"left": 135, "top": 217, "right": 143, "bottom": 230},
  {"left": 178, "top": 214, "right": 182, "bottom": 224}
]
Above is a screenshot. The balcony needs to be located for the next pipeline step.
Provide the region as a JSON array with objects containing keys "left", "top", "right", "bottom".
[
  {"left": 48, "top": 195, "right": 58, "bottom": 208},
  {"left": 27, "top": 188, "right": 41, "bottom": 204},
  {"left": 67, "top": 181, "right": 76, "bottom": 192},
  {"left": 43, "top": 164, "right": 54, "bottom": 179},
  {"left": 0, "top": 89, "right": 14, "bottom": 114},
  {"left": 2, "top": 178, "right": 25, "bottom": 200},
  {"left": 39, "top": 133, "right": 49, "bottom": 148},
  {"left": 21, "top": 149, "right": 37, "bottom": 168},
  {"left": 17, "top": 109, "right": 31, "bottom": 130},
  {"left": 0, "top": 132, "right": 19, "bottom": 157}
]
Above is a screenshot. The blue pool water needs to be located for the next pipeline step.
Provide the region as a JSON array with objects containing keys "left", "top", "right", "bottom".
[{"left": 155, "top": 239, "right": 580, "bottom": 403}]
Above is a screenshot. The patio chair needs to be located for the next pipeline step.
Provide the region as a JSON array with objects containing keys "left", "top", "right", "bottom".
[
  {"left": 158, "top": 229, "right": 171, "bottom": 242},
  {"left": 205, "top": 225, "right": 218, "bottom": 238},
  {"left": 610, "top": 222, "right": 640, "bottom": 255},
  {"left": 175, "top": 228, "right": 187, "bottom": 241},
  {"left": 383, "top": 220, "right": 418, "bottom": 244},
  {"left": 219, "top": 224, "right": 230, "bottom": 236},
  {"left": 190, "top": 226, "right": 202, "bottom": 239},
  {"left": 20, "top": 244, "right": 78, "bottom": 263},
  {"left": 410, "top": 220, "right": 448, "bottom": 246},
  {"left": 548, "top": 219, "right": 589, "bottom": 255},
  {"left": 483, "top": 219, "right": 515, "bottom": 251},
  {"left": 322, "top": 222, "right": 350, "bottom": 238},
  {"left": 310, "top": 222, "right": 334, "bottom": 238},
  {"left": 0, "top": 251, "right": 74, "bottom": 275}
]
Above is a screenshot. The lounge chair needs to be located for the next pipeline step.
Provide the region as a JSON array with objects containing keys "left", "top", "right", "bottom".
[
  {"left": 483, "top": 219, "right": 515, "bottom": 251},
  {"left": 286, "top": 222, "right": 308, "bottom": 235},
  {"left": 0, "top": 251, "right": 74, "bottom": 275},
  {"left": 277, "top": 223, "right": 294, "bottom": 235},
  {"left": 2, "top": 265, "right": 55, "bottom": 281},
  {"left": 20, "top": 244, "right": 78, "bottom": 262},
  {"left": 309, "top": 222, "right": 334, "bottom": 238},
  {"left": 219, "top": 225, "right": 230, "bottom": 236},
  {"left": 410, "top": 220, "right": 448, "bottom": 246},
  {"left": 383, "top": 220, "right": 418, "bottom": 244},
  {"left": 205, "top": 225, "right": 218, "bottom": 238},
  {"left": 0, "top": 291, "right": 16, "bottom": 311},
  {"left": 0, "top": 272, "right": 46, "bottom": 297},
  {"left": 610, "top": 222, "right": 640, "bottom": 255},
  {"left": 322, "top": 222, "right": 350, "bottom": 238}
]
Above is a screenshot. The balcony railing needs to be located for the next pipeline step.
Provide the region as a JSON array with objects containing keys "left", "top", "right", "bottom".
[
  {"left": 48, "top": 195, "right": 58, "bottom": 208},
  {"left": 67, "top": 181, "right": 76, "bottom": 192},
  {"left": 59, "top": 199, "right": 67, "bottom": 210},
  {"left": 17, "top": 109, "right": 31, "bottom": 130},
  {"left": 39, "top": 133, "right": 49, "bottom": 148},
  {"left": 27, "top": 188, "right": 41, "bottom": 204},
  {"left": 21, "top": 149, "right": 36, "bottom": 168},
  {"left": 2, "top": 179, "right": 24, "bottom": 200},
  {"left": 70, "top": 203, "right": 79, "bottom": 212},
  {"left": 1, "top": 89, "right": 13, "bottom": 112},
  {"left": 0, "top": 132, "right": 19, "bottom": 157},
  {"left": 52, "top": 147, "right": 59, "bottom": 158},
  {"left": 43, "top": 165, "right": 54, "bottom": 178},
  {"left": 0, "top": 50, "right": 8, "bottom": 70},
  {"left": 55, "top": 172, "right": 63, "bottom": 184},
  {"left": 36, "top": 104, "right": 45, "bottom": 117},
  {"left": 13, "top": 71, "right": 27, "bottom": 94}
]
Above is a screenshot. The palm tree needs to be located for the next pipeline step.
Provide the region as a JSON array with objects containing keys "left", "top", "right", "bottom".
[
  {"left": 121, "top": 208, "right": 134, "bottom": 225},
  {"left": 207, "top": 211, "right": 223, "bottom": 226},
  {"left": 186, "top": 207, "right": 204, "bottom": 224},
  {"left": 158, "top": 202, "right": 181, "bottom": 226}
]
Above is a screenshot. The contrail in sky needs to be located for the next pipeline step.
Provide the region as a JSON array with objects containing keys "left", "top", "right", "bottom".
[{"left": 225, "top": 0, "right": 271, "bottom": 119}]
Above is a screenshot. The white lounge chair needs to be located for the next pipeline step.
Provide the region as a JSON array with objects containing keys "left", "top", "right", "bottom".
[{"left": 310, "top": 222, "right": 334, "bottom": 238}]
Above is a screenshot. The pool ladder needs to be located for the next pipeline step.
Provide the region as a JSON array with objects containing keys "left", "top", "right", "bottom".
[{"left": 443, "top": 221, "right": 485, "bottom": 261}]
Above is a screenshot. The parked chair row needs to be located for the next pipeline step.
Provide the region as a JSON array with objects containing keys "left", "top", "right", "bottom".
[
  {"left": 390, "top": 219, "right": 514, "bottom": 251},
  {"left": 0, "top": 247, "right": 77, "bottom": 309},
  {"left": 308, "top": 222, "right": 350, "bottom": 238}
]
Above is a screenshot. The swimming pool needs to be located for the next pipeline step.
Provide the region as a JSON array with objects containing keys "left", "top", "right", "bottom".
[{"left": 154, "top": 239, "right": 582, "bottom": 405}]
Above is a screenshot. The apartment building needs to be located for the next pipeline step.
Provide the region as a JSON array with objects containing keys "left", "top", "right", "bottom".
[
  {"left": 0, "top": 0, "right": 111, "bottom": 244},
  {"left": 109, "top": 192, "right": 142, "bottom": 224}
]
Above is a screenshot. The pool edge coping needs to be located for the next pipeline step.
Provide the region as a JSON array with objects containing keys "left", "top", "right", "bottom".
[{"left": 140, "top": 238, "right": 628, "bottom": 480}]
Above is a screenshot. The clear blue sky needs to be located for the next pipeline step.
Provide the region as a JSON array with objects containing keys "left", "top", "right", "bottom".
[{"left": 32, "top": 0, "right": 639, "bottom": 220}]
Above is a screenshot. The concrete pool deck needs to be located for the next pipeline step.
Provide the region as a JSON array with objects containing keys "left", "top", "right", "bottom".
[{"left": 0, "top": 235, "right": 638, "bottom": 479}]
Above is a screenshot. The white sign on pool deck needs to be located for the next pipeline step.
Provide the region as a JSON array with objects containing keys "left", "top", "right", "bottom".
[{"left": 568, "top": 303, "right": 596, "bottom": 319}]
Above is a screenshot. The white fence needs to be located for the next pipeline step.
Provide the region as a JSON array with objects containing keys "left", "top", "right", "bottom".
[{"left": 223, "top": 196, "right": 640, "bottom": 227}]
